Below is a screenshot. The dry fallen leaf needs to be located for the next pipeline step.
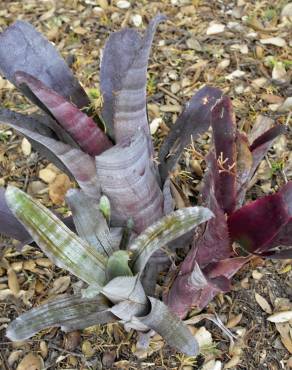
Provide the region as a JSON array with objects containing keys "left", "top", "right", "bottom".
[
  {"left": 49, "top": 173, "right": 71, "bottom": 205},
  {"left": 226, "top": 313, "right": 243, "bottom": 328},
  {"left": 255, "top": 293, "right": 272, "bottom": 314},
  {"left": 39, "top": 167, "right": 57, "bottom": 184},
  {"left": 21, "top": 138, "right": 31, "bottom": 156},
  {"left": 8, "top": 268, "right": 20, "bottom": 295},
  {"left": 260, "top": 37, "right": 287, "bottom": 47},
  {"left": 275, "top": 323, "right": 292, "bottom": 354},
  {"left": 268, "top": 311, "right": 292, "bottom": 323},
  {"left": 224, "top": 355, "right": 241, "bottom": 369},
  {"left": 81, "top": 340, "right": 95, "bottom": 357},
  {"left": 16, "top": 353, "right": 44, "bottom": 370},
  {"left": 49, "top": 276, "right": 71, "bottom": 295},
  {"left": 206, "top": 22, "right": 225, "bottom": 35}
]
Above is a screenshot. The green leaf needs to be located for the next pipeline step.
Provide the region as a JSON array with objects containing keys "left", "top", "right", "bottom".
[
  {"left": 66, "top": 189, "right": 114, "bottom": 257},
  {"left": 6, "top": 294, "right": 114, "bottom": 341},
  {"left": 5, "top": 186, "right": 107, "bottom": 285},
  {"left": 106, "top": 250, "right": 133, "bottom": 281},
  {"left": 129, "top": 207, "right": 214, "bottom": 274}
]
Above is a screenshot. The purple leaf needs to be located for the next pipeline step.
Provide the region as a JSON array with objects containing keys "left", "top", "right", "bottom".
[
  {"left": 100, "top": 15, "right": 165, "bottom": 142},
  {"left": 0, "top": 187, "right": 31, "bottom": 243},
  {"left": 15, "top": 71, "right": 112, "bottom": 156},
  {"left": 249, "top": 125, "right": 286, "bottom": 152},
  {"left": 228, "top": 192, "right": 290, "bottom": 253},
  {"left": 0, "top": 107, "right": 78, "bottom": 145},
  {"left": 258, "top": 181, "right": 292, "bottom": 250},
  {"left": 195, "top": 153, "right": 232, "bottom": 267},
  {"left": 249, "top": 125, "right": 286, "bottom": 183},
  {"left": 236, "top": 125, "right": 286, "bottom": 207},
  {"left": 96, "top": 132, "right": 163, "bottom": 233},
  {"left": 235, "top": 132, "right": 253, "bottom": 207},
  {"left": 211, "top": 96, "right": 237, "bottom": 214},
  {"left": 0, "top": 20, "right": 89, "bottom": 109},
  {"left": 165, "top": 155, "right": 232, "bottom": 318},
  {"left": 0, "top": 120, "right": 99, "bottom": 198},
  {"left": 159, "top": 86, "right": 223, "bottom": 183}
]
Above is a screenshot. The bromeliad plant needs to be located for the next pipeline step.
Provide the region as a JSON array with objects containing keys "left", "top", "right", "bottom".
[
  {"left": 5, "top": 185, "right": 213, "bottom": 355},
  {"left": 166, "top": 97, "right": 292, "bottom": 318},
  {"left": 0, "top": 14, "right": 291, "bottom": 354}
]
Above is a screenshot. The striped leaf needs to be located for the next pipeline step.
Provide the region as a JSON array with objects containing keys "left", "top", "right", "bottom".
[
  {"left": 129, "top": 207, "right": 214, "bottom": 274},
  {"left": 0, "top": 119, "right": 99, "bottom": 198},
  {"left": 6, "top": 294, "right": 114, "bottom": 341},
  {"left": 0, "top": 20, "right": 89, "bottom": 109},
  {"left": 139, "top": 297, "right": 199, "bottom": 356},
  {"left": 5, "top": 186, "right": 107, "bottom": 285},
  {"left": 96, "top": 132, "right": 164, "bottom": 233},
  {"left": 159, "top": 86, "right": 223, "bottom": 183},
  {"left": 66, "top": 189, "right": 114, "bottom": 257},
  {"left": 100, "top": 15, "right": 165, "bottom": 142},
  {"left": 15, "top": 71, "right": 112, "bottom": 156}
]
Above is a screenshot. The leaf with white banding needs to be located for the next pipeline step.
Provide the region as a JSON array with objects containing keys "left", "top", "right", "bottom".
[
  {"left": 5, "top": 186, "right": 107, "bottom": 285},
  {"left": 129, "top": 207, "right": 214, "bottom": 274},
  {"left": 15, "top": 71, "right": 112, "bottom": 156},
  {"left": 6, "top": 294, "right": 114, "bottom": 341},
  {"left": 100, "top": 15, "right": 165, "bottom": 142}
]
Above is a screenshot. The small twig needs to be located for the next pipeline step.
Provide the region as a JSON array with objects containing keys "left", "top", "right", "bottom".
[{"left": 157, "top": 85, "right": 182, "bottom": 103}]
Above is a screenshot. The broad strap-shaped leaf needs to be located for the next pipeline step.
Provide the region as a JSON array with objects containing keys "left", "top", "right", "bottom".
[
  {"left": 237, "top": 125, "right": 286, "bottom": 205},
  {"left": 129, "top": 206, "right": 214, "bottom": 274},
  {"left": 193, "top": 153, "right": 232, "bottom": 267},
  {"left": 166, "top": 257, "right": 247, "bottom": 318},
  {"left": 0, "top": 107, "right": 79, "bottom": 149},
  {"left": 101, "top": 275, "right": 147, "bottom": 305},
  {"left": 15, "top": 72, "right": 112, "bottom": 156},
  {"left": 96, "top": 132, "right": 164, "bottom": 233},
  {"left": 139, "top": 297, "right": 199, "bottom": 356},
  {"left": 0, "top": 187, "right": 31, "bottom": 243},
  {"left": 211, "top": 96, "right": 237, "bottom": 214},
  {"left": 0, "top": 108, "right": 54, "bottom": 137},
  {"left": 66, "top": 189, "right": 114, "bottom": 257},
  {"left": 100, "top": 14, "right": 165, "bottom": 141},
  {"left": 253, "top": 181, "right": 292, "bottom": 254},
  {"left": 0, "top": 119, "right": 99, "bottom": 198},
  {"left": 106, "top": 251, "right": 133, "bottom": 281},
  {"left": 235, "top": 132, "right": 253, "bottom": 207},
  {"left": 0, "top": 20, "right": 89, "bottom": 109},
  {"left": 5, "top": 186, "right": 107, "bottom": 285},
  {"left": 159, "top": 86, "right": 223, "bottom": 183},
  {"left": 105, "top": 276, "right": 149, "bottom": 325},
  {"left": 228, "top": 191, "right": 290, "bottom": 253},
  {"left": 6, "top": 294, "right": 115, "bottom": 341}
]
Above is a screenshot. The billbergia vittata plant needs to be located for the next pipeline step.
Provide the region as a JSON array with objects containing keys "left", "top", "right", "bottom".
[{"left": 0, "top": 15, "right": 291, "bottom": 355}]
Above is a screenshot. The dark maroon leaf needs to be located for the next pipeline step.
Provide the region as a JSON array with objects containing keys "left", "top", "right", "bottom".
[
  {"left": 258, "top": 181, "right": 292, "bottom": 249},
  {"left": 15, "top": 72, "right": 112, "bottom": 156},
  {"left": 195, "top": 153, "right": 232, "bottom": 267},
  {"left": 0, "top": 20, "right": 89, "bottom": 109},
  {"left": 249, "top": 125, "right": 286, "bottom": 182},
  {"left": 211, "top": 96, "right": 237, "bottom": 214},
  {"left": 228, "top": 192, "right": 290, "bottom": 253},
  {"left": 165, "top": 155, "right": 232, "bottom": 318},
  {"left": 158, "top": 86, "right": 223, "bottom": 183},
  {"left": 249, "top": 125, "right": 287, "bottom": 152},
  {"left": 100, "top": 15, "right": 165, "bottom": 141},
  {"left": 235, "top": 132, "right": 253, "bottom": 207}
]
